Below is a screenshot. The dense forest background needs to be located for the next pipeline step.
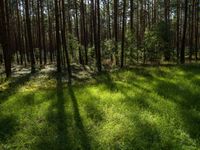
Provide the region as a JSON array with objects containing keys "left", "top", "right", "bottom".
[
  {"left": 1, "top": 1, "right": 200, "bottom": 149},
  {"left": 0, "top": 0, "right": 199, "bottom": 79}
]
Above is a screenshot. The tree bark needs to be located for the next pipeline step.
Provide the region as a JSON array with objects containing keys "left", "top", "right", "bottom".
[
  {"left": 121, "top": 0, "right": 126, "bottom": 68},
  {"left": 0, "top": 0, "right": 12, "bottom": 77},
  {"left": 180, "top": 0, "right": 188, "bottom": 64},
  {"left": 25, "top": 0, "right": 35, "bottom": 73},
  {"left": 55, "top": 0, "right": 61, "bottom": 72},
  {"left": 61, "top": 0, "right": 72, "bottom": 82}
]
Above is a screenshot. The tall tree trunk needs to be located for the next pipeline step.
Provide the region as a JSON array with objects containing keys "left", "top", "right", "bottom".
[
  {"left": 37, "top": 0, "right": 42, "bottom": 65},
  {"left": 107, "top": 0, "right": 111, "bottom": 39},
  {"left": 136, "top": 0, "right": 140, "bottom": 63},
  {"left": 91, "top": 0, "right": 98, "bottom": 69},
  {"left": 176, "top": 0, "right": 180, "bottom": 62},
  {"left": 121, "top": 0, "right": 126, "bottom": 68},
  {"left": 195, "top": 0, "right": 199, "bottom": 61},
  {"left": 25, "top": 0, "right": 35, "bottom": 73},
  {"left": 75, "top": 0, "right": 83, "bottom": 65},
  {"left": 97, "top": 0, "right": 102, "bottom": 72},
  {"left": 80, "top": 0, "right": 88, "bottom": 65},
  {"left": 47, "top": 0, "right": 53, "bottom": 63},
  {"left": 40, "top": 0, "right": 47, "bottom": 64},
  {"left": 55, "top": 0, "right": 61, "bottom": 72},
  {"left": 114, "top": 0, "right": 118, "bottom": 65},
  {"left": 16, "top": 0, "right": 23, "bottom": 65},
  {"left": 189, "top": 0, "right": 195, "bottom": 61},
  {"left": 130, "top": 0, "right": 134, "bottom": 33},
  {"left": 0, "top": 0, "right": 12, "bottom": 77},
  {"left": 61, "top": 0, "right": 72, "bottom": 82},
  {"left": 180, "top": 0, "right": 188, "bottom": 64}
]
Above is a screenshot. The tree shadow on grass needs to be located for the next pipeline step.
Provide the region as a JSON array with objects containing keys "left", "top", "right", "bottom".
[
  {"left": 84, "top": 98, "right": 104, "bottom": 125},
  {"left": 68, "top": 84, "right": 91, "bottom": 150},
  {"left": 130, "top": 116, "right": 162, "bottom": 150},
  {"left": 155, "top": 79, "right": 200, "bottom": 144},
  {"left": 0, "top": 114, "right": 18, "bottom": 143},
  {"left": 0, "top": 72, "right": 37, "bottom": 104},
  {"left": 94, "top": 71, "right": 118, "bottom": 92},
  {"left": 35, "top": 74, "right": 70, "bottom": 150},
  {"left": 54, "top": 75, "right": 69, "bottom": 149},
  {"left": 178, "top": 64, "right": 200, "bottom": 78}
]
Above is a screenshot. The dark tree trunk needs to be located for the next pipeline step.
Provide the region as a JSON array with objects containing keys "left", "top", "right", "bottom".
[
  {"left": 61, "top": 0, "right": 72, "bottom": 83},
  {"left": 130, "top": 0, "right": 134, "bottom": 33},
  {"left": 189, "top": 0, "right": 195, "bottom": 61},
  {"left": 55, "top": 0, "right": 61, "bottom": 72},
  {"left": 25, "top": 0, "right": 35, "bottom": 73},
  {"left": 80, "top": 0, "right": 88, "bottom": 65},
  {"left": 195, "top": 0, "right": 199, "bottom": 61},
  {"left": 0, "top": 0, "right": 12, "bottom": 77},
  {"left": 37, "top": 0, "right": 42, "bottom": 65},
  {"left": 16, "top": 0, "right": 23, "bottom": 65},
  {"left": 121, "top": 0, "right": 126, "bottom": 68},
  {"left": 40, "top": 0, "right": 47, "bottom": 64},
  {"left": 97, "top": 0, "right": 102, "bottom": 72},
  {"left": 176, "top": 0, "right": 180, "bottom": 62},
  {"left": 114, "top": 0, "right": 118, "bottom": 65},
  {"left": 180, "top": 0, "right": 188, "bottom": 64},
  {"left": 75, "top": 0, "right": 83, "bottom": 65}
]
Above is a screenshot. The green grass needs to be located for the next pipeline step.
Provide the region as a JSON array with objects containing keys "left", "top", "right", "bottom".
[{"left": 0, "top": 65, "right": 200, "bottom": 150}]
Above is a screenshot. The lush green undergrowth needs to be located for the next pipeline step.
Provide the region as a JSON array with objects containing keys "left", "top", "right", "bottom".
[{"left": 0, "top": 65, "right": 200, "bottom": 150}]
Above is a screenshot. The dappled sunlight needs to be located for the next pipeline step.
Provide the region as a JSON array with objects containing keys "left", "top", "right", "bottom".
[{"left": 0, "top": 65, "right": 200, "bottom": 149}]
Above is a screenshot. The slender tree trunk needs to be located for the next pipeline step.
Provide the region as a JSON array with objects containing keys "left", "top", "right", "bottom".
[
  {"left": 61, "top": 0, "right": 72, "bottom": 82},
  {"left": 25, "top": 0, "right": 35, "bottom": 73},
  {"left": 114, "top": 0, "right": 118, "bottom": 65},
  {"left": 97, "top": 0, "right": 102, "bottom": 72},
  {"left": 40, "top": 0, "right": 47, "bottom": 64},
  {"left": 189, "top": 0, "right": 195, "bottom": 61},
  {"left": 55, "top": 0, "right": 61, "bottom": 72},
  {"left": 176, "top": 0, "right": 180, "bottom": 62},
  {"left": 136, "top": 0, "right": 140, "bottom": 63},
  {"left": 195, "top": 0, "right": 199, "bottom": 61},
  {"left": 107, "top": 0, "right": 111, "bottom": 39},
  {"left": 121, "top": 0, "right": 126, "bottom": 68},
  {"left": 180, "top": 0, "right": 188, "bottom": 64},
  {"left": 91, "top": 0, "right": 98, "bottom": 69},
  {"left": 80, "top": 0, "right": 88, "bottom": 65},
  {"left": 47, "top": 0, "right": 53, "bottom": 63},
  {"left": 75, "top": 0, "right": 83, "bottom": 65},
  {"left": 16, "top": 0, "right": 23, "bottom": 65},
  {"left": 0, "top": 0, "right": 12, "bottom": 77},
  {"left": 37, "top": 0, "right": 42, "bottom": 65},
  {"left": 130, "top": 0, "right": 134, "bottom": 33}
]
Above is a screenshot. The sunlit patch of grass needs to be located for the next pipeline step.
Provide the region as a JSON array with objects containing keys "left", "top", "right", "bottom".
[{"left": 0, "top": 64, "right": 200, "bottom": 149}]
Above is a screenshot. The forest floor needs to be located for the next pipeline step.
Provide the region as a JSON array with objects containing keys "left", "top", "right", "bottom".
[{"left": 0, "top": 64, "right": 200, "bottom": 149}]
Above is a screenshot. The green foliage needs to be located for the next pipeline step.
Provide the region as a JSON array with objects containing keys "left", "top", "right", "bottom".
[
  {"left": 125, "top": 30, "right": 137, "bottom": 64},
  {"left": 102, "top": 39, "right": 115, "bottom": 59},
  {"left": 0, "top": 65, "right": 200, "bottom": 149},
  {"left": 144, "top": 21, "right": 173, "bottom": 62},
  {"left": 144, "top": 28, "right": 164, "bottom": 62},
  {"left": 156, "top": 21, "right": 172, "bottom": 60},
  {"left": 68, "top": 34, "right": 81, "bottom": 62}
]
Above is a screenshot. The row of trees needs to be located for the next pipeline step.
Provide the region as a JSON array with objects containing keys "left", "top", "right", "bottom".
[{"left": 0, "top": 0, "right": 199, "bottom": 79}]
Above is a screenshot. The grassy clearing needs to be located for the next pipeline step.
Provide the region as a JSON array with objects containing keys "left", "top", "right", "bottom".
[{"left": 0, "top": 65, "right": 200, "bottom": 150}]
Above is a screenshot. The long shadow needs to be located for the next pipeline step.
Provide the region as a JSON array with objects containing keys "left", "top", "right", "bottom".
[
  {"left": 155, "top": 79, "right": 200, "bottom": 143},
  {"left": 0, "top": 72, "right": 36, "bottom": 104},
  {"left": 94, "top": 71, "right": 118, "bottom": 92},
  {"left": 55, "top": 75, "right": 69, "bottom": 149},
  {"left": 68, "top": 84, "right": 91, "bottom": 150},
  {"left": 34, "top": 74, "right": 73, "bottom": 150},
  {"left": 33, "top": 74, "right": 70, "bottom": 150},
  {"left": 0, "top": 114, "right": 18, "bottom": 143}
]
